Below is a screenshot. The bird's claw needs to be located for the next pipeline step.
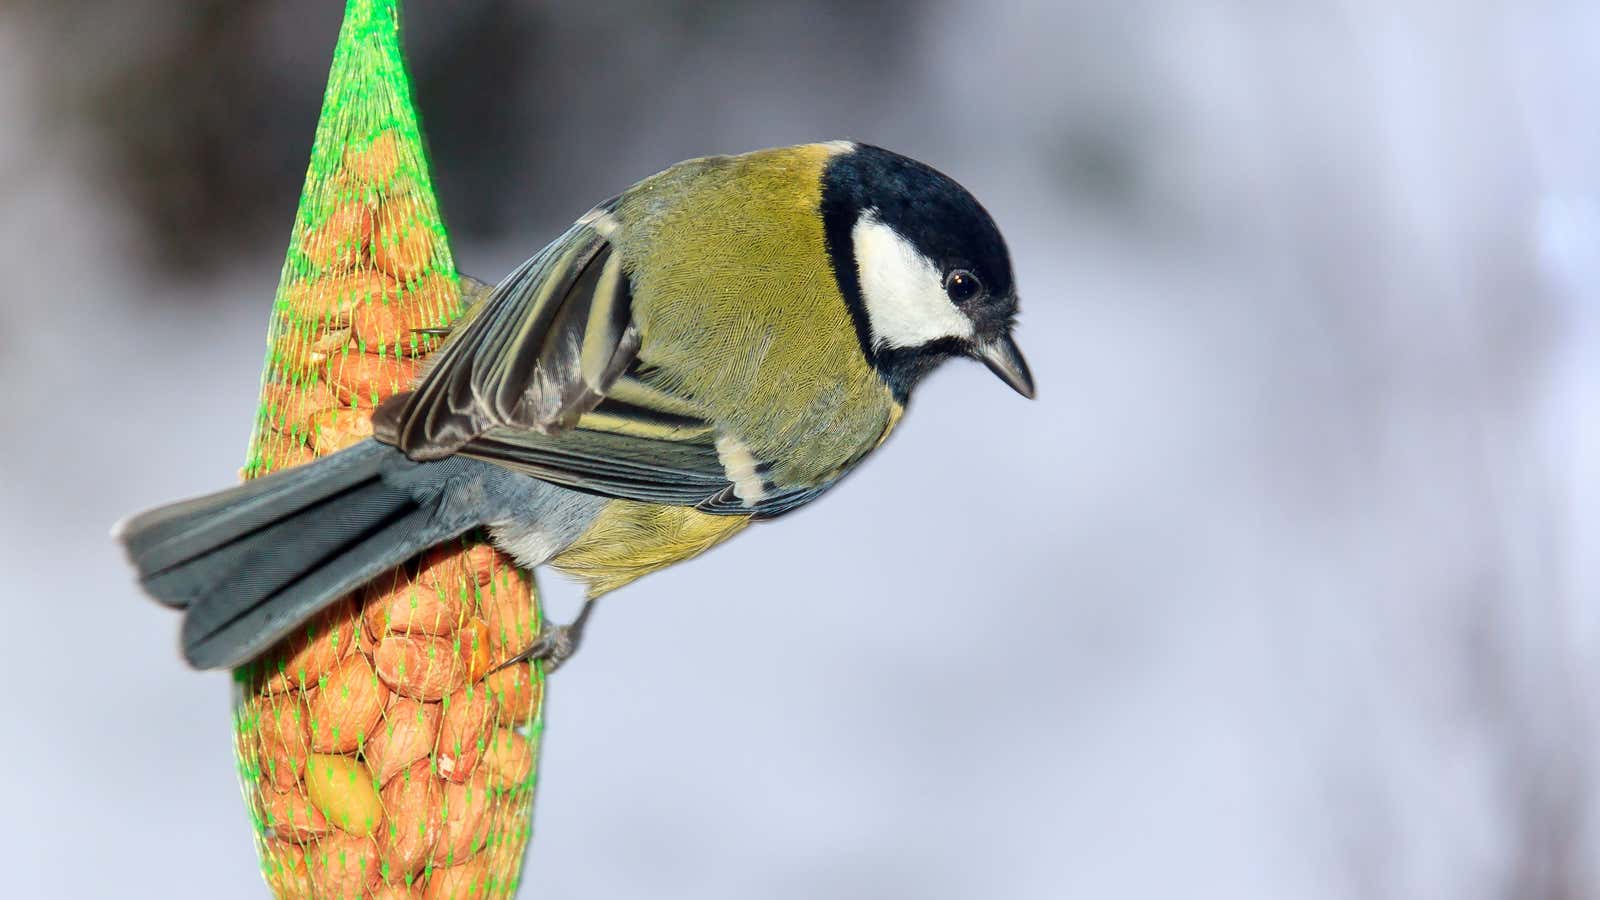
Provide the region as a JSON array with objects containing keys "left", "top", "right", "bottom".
[{"left": 492, "top": 602, "right": 594, "bottom": 675}]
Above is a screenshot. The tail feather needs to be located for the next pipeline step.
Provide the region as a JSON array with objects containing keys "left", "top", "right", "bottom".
[
  {"left": 118, "top": 444, "right": 391, "bottom": 593},
  {"left": 180, "top": 502, "right": 441, "bottom": 670},
  {"left": 117, "top": 441, "right": 478, "bottom": 670},
  {"left": 142, "top": 477, "right": 412, "bottom": 610}
]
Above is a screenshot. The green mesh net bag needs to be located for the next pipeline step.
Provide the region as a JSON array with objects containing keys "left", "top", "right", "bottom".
[{"left": 228, "top": 2, "right": 547, "bottom": 897}]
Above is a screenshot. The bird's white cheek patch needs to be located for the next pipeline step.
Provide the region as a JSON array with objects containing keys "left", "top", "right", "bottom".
[{"left": 851, "top": 214, "right": 974, "bottom": 349}]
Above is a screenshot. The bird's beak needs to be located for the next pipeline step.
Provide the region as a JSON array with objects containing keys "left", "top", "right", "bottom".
[{"left": 975, "top": 332, "right": 1035, "bottom": 398}]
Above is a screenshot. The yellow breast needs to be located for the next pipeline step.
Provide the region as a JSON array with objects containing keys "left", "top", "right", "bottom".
[{"left": 550, "top": 501, "right": 751, "bottom": 598}]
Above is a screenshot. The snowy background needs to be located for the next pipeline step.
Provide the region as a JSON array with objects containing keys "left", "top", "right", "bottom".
[{"left": 1, "top": 1, "right": 1596, "bottom": 897}]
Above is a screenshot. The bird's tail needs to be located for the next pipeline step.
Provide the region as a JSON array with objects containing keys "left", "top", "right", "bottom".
[{"left": 115, "top": 441, "right": 473, "bottom": 670}]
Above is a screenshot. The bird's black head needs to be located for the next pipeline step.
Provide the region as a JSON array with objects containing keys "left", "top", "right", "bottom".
[{"left": 819, "top": 143, "right": 1033, "bottom": 402}]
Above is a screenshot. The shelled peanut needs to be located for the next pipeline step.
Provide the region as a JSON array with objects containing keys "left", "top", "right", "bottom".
[
  {"left": 235, "top": 543, "right": 543, "bottom": 900},
  {"left": 238, "top": 128, "right": 543, "bottom": 899},
  {"left": 251, "top": 127, "right": 457, "bottom": 480}
]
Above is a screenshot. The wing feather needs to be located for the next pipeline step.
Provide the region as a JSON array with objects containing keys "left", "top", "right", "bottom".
[
  {"left": 457, "top": 425, "right": 834, "bottom": 518},
  {"left": 371, "top": 211, "right": 833, "bottom": 519},
  {"left": 372, "top": 221, "right": 635, "bottom": 458}
]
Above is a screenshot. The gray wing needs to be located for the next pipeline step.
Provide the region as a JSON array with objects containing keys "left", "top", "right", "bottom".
[
  {"left": 460, "top": 394, "right": 836, "bottom": 519},
  {"left": 371, "top": 217, "right": 833, "bottom": 518},
  {"left": 373, "top": 218, "right": 638, "bottom": 459}
]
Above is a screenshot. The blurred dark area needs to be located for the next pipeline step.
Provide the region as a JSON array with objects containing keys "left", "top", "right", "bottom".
[{"left": 12, "top": 0, "right": 920, "bottom": 278}]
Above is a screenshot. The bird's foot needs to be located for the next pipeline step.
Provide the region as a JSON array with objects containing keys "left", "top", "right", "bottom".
[{"left": 492, "top": 600, "right": 596, "bottom": 675}]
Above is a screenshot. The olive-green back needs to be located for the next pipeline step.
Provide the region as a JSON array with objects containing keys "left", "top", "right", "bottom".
[{"left": 612, "top": 144, "right": 898, "bottom": 487}]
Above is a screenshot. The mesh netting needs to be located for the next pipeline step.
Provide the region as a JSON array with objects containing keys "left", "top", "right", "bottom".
[{"left": 229, "top": 2, "right": 546, "bottom": 897}]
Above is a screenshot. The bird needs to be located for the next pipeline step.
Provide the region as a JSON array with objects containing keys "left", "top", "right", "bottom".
[{"left": 116, "top": 141, "right": 1034, "bottom": 672}]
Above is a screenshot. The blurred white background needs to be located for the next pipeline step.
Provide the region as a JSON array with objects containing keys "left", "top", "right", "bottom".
[{"left": 1, "top": 1, "right": 1596, "bottom": 898}]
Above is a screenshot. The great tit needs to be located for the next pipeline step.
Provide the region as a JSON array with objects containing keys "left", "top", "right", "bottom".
[{"left": 117, "top": 141, "right": 1034, "bottom": 670}]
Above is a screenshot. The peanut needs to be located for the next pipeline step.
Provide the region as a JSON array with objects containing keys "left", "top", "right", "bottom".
[
  {"left": 365, "top": 697, "right": 440, "bottom": 785},
  {"left": 261, "top": 596, "right": 357, "bottom": 694},
  {"left": 299, "top": 199, "right": 373, "bottom": 273},
  {"left": 260, "top": 838, "right": 313, "bottom": 900},
  {"left": 423, "top": 853, "right": 492, "bottom": 900},
  {"left": 269, "top": 330, "right": 321, "bottom": 380},
  {"left": 373, "top": 198, "right": 436, "bottom": 283},
  {"left": 476, "top": 723, "right": 534, "bottom": 787},
  {"left": 414, "top": 545, "right": 473, "bottom": 595},
  {"left": 377, "top": 758, "right": 442, "bottom": 881},
  {"left": 435, "top": 769, "right": 493, "bottom": 864},
  {"left": 374, "top": 633, "right": 468, "bottom": 702},
  {"left": 405, "top": 271, "right": 462, "bottom": 327},
  {"left": 344, "top": 131, "right": 400, "bottom": 187},
  {"left": 260, "top": 784, "right": 329, "bottom": 843},
  {"left": 458, "top": 543, "right": 501, "bottom": 586},
  {"left": 307, "top": 406, "right": 373, "bottom": 455},
  {"left": 348, "top": 293, "right": 441, "bottom": 356},
  {"left": 437, "top": 686, "right": 494, "bottom": 784},
  {"left": 260, "top": 377, "right": 340, "bottom": 438},
  {"left": 480, "top": 728, "right": 533, "bottom": 791},
  {"left": 252, "top": 691, "right": 312, "bottom": 790},
  {"left": 479, "top": 570, "right": 536, "bottom": 666},
  {"left": 363, "top": 567, "right": 468, "bottom": 640},
  {"left": 285, "top": 270, "right": 397, "bottom": 326},
  {"left": 309, "top": 653, "right": 390, "bottom": 754},
  {"left": 325, "top": 350, "right": 421, "bottom": 407},
  {"left": 483, "top": 665, "right": 541, "bottom": 725},
  {"left": 305, "top": 753, "right": 384, "bottom": 838},
  {"left": 306, "top": 830, "right": 381, "bottom": 899}
]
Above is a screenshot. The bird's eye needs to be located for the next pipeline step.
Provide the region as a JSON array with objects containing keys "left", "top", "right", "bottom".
[{"left": 944, "top": 269, "right": 982, "bottom": 303}]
